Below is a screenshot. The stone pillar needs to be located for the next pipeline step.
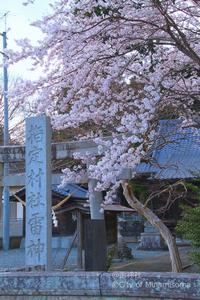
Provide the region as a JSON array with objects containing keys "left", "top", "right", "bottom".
[
  {"left": 138, "top": 221, "right": 166, "bottom": 250},
  {"left": 84, "top": 178, "right": 107, "bottom": 271},
  {"left": 117, "top": 214, "right": 126, "bottom": 246},
  {"left": 25, "top": 115, "right": 52, "bottom": 270},
  {"left": 77, "top": 210, "right": 83, "bottom": 269},
  {"left": 88, "top": 178, "right": 104, "bottom": 220},
  {"left": 84, "top": 219, "right": 107, "bottom": 271}
]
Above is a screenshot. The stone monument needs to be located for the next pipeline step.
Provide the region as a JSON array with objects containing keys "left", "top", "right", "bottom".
[
  {"left": 25, "top": 115, "right": 52, "bottom": 270},
  {"left": 138, "top": 221, "right": 166, "bottom": 250}
]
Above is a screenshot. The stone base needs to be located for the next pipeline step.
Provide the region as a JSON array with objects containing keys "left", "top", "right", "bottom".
[
  {"left": 138, "top": 232, "right": 166, "bottom": 250},
  {"left": 0, "top": 271, "right": 199, "bottom": 299}
]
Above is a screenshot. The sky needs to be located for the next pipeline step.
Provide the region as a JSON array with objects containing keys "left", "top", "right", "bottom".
[{"left": 0, "top": 0, "right": 52, "bottom": 81}]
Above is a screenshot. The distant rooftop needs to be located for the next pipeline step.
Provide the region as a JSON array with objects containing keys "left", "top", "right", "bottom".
[
  {"left": 52, "top": 183, "right": 87, "bottom": 199},
  {"left": 11, "top": 183, "right": 87, "bottom": 200},
  {"left": 137, "top": 120, "right": 200, "bottom": 179}
]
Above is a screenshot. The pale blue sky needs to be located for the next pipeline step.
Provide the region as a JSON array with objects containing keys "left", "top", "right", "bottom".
[{"left": 0, "top": 0, "right": 52, "bottom": 80}]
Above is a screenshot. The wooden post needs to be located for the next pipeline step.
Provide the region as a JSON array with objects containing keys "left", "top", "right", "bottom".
[
  {"left": 61, "top": 230, "right": 77, "bottom": 269},
  {"left": 23, "top": 205, "right": 26, "bottom": 238},
  {"left": 77, "top": 210, "right": 83, "bottom": 269}
]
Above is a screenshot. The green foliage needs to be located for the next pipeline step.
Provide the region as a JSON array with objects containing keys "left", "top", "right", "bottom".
[
  {"left": 117, "top": 244, "right": 133, "bottom": 261},
  {"left": 75, "top": 1, "right": 143, "bottom": 19},
  {"left": 106, "top": 244, "right": 134, "bottom": 270},
  {"left": 130, "top": 180, "right": 149, "bottom": 204},
  {"left": 74, "top": 1, "right": 114, "bottom": 18},
  {"left": 106, "top": 245, "right": 116, "bottom": 270},
  {"left": 128, "top": 39, "right": 156, "bottom": 56},
  {"left": 177, "top": 179, "right": 200, "bottom": 266},
  {"left": 84, "top": 5, "right": 111, "bottom": 18}
]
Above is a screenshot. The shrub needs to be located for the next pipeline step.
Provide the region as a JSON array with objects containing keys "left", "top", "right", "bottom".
[{"left": 177, "top": 179, "right": 200, "bottom": 266}]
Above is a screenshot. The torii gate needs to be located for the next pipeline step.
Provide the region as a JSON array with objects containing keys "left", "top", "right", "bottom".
[{"left": 0, "top": 115, "right": 133, "bottom": 270}]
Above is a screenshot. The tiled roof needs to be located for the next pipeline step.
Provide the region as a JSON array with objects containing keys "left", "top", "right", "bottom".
[
  {"left": 52, "top": 183, "right": 87, "bottom": 199},
  {"left": 10, "top": 183, "right": 87, "bottom": 200},
  {"left": 136, "top": 120, "right": 200, "bottom": 179}
]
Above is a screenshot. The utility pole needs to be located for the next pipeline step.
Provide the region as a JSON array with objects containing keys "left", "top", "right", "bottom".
[{"left": 1, "top": 25, "right": 10, "bottom": 250}]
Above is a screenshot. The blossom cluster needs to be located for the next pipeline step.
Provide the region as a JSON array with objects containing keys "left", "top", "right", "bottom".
[{"left": 11, "top": 0, "right": 200, "bottom": 199}]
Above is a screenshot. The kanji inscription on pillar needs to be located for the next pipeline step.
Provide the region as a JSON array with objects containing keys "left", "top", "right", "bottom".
[{"left": 25, "top": 115, "right": 52, "bottom": 270}]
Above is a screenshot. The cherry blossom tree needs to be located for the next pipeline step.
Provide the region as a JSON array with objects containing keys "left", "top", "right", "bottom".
[{"left": 11, "top": 0, "right": 200, "bottom": 272}]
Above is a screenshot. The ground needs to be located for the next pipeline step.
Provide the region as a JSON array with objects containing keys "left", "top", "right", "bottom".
[
  {"left": 0, "top": 243, "right": 199, "bottom": 273},
  {"left": 110, "top": 245, "right": 199, "bottom": 273},
  {"left": 0, "top": 248, "right": 77, "bottom": 271}
]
